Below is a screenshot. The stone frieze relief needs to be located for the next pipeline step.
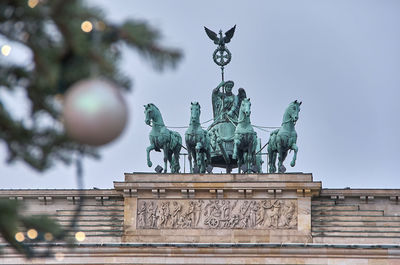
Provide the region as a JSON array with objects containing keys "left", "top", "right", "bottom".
[{"left": 137, "top": 199, "right": 297, "bottom": 230}]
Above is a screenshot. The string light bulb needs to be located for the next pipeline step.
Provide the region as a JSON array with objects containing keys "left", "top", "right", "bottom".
[
  {"left": 81, "top": 21, "right": 93, "bottom": 33},
  {"left": 27, "top": 229, "right": 38, "bottom": 239},
  {"left": 15, "top": 232, "right": 25, "bottom": 242},
  {"left": 27, "top": 0, "right": 39, "bottom": 8},
  {"left": 1, "top": 45, "right": 11, "bottom": 56},
  {"left": 75, "top": 231, "right": 86, "bottom": 242}
]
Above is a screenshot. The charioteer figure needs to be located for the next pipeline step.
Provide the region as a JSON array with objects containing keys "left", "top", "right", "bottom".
[{"left": 212, "top": 80, "right": 248, "bottom": 123}]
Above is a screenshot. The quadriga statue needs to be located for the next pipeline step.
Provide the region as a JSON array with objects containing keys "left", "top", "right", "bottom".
[
  {"left": 185, "top": 102, "right": 211, "bottom": 173},
  {"left": 267, "top": 100, "right": 302, "bottom": 173},
  {"left": 144, "top": 103, "right": 182, "bottom": 173}
]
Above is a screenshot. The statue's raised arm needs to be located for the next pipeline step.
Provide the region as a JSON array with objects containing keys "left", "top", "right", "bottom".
[{"left": 212, "top": 81, "right": 224, "bottom": 119}]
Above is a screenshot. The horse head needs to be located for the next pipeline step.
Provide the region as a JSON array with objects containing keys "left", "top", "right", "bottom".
[
  {"left": 190, "top": 102, "right": 201, "bottom": 124},
  {"left": 144, "top": 103, "right": 161, "bottom": 126},
  {"left": 240, "top": 98, "right": 251, "bottom": 118},
  {"left": 285, "top": 100, "right": 302, "bottom": 124}
]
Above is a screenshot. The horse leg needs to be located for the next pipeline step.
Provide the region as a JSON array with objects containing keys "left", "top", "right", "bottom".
[
  {"left": 146, "top": 144, "right": 155, "bottom": 168},
  {"left": 201, "top": 152, "right": 207, "bottom": 174},
  {"left": 245, "top": 141, "right": 250, "bottom": 173},
  {"left": 232, "top": 138, "right": 239, "bottom": 160},
  {"left": 270, "top": 152, "right": 277, "bottom": 173},
  {"left": 199, "top": 152, "right": 206, "bottom": 174},
  {"left": 277, "top": 143, "right": 284, "bottom": 173},
  {"left": 162, "top": 145, "right": 168, "bottom": 173},
  {"left": 244, "top": 140, "right": 250, "bottom": 173},
  {"left": 192, "top": 150, "right": 198, "bottom": 173},
  {"left": 277, "top": 149, "right": 283, "bottom": 173},
  {"left": 278, "top": 150, "right": 289, "bottom": 173},
  {"left": 187, "top": 148, "right": 193, "bottom": 173},
  {"left": 247, "top": 151, "right": 251, "bottom": 173},
  {"left": 199, "top": 149, "right": 206, "bottom": 174},
  {"left": 290, "top": 144, "right": 298, "bottom": 167},
  {"left": 267, "top": 143, "right": 276, "bottom": 173},
  {"left": 195, "top": 147, "right": 201, "bottom": 173},
  {"left": 243, "top": 151, "right": 249, "bottom": 173},
  {"left": 267, "top": 145, "right": 273, "bottom": 173},
  {"left": 169, "top": 151, "right": 177, "bottom": 173},
  {"left": 249, "top": 137, "right": 256, "bottom": 172},
  {"left": 173, "top": 149, "right": 181, "bottom": 173},
  {"left": 237, "top": 150, "right": 242, "bottom": 173},
  {"left": 206, "top": 147, "right": 211, "bottom": 167},
  {"left": 169, "top": 152, "right": 175, "bottom": 173}
]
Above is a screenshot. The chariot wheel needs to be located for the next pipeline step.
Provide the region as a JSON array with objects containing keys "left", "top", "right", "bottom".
[{"left": 208, "top": 217, "right": 219, "bottom": 228}]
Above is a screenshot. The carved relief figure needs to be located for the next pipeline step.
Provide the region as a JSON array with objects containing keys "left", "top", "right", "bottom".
[
  {"left": 249, "top": 201, "right": 259, "bottom": 228},
  {"left": 147, "top": 201, "right": 158, "bottom": 228},
  {"left": 159, "top": 201, "right": 171, "bottom": 228},
  {"left": 194, "top": 200, "right": 203, "bottom": 226},
  {"left": 186, "top": 201, "right": 195, "bottom": 228},
  {"left": 172, "top": 201, "right": 182, "bottom": 228},
  {"left": 238, "top": 200, "right": 250, "bottom": 228},
  {"left": 279, "top": 201, "right": 297, "bottom": 228},
  {"left": 138, "top": 202, "right": 147, "bottom": 227},
  {"left": 266, "top": 200, "right": 280, "bottom": 228}
]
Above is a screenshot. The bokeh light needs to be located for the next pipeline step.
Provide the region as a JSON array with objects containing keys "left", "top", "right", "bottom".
[
  {"left": 15, "top": 232, "right": 25, "bottom": 242},
  {"left": 95, "top": 21, "right": 106, "bottom": 31},
  {"left": 27, "top": 0, "right": 39, "bottom": 8},
  {"left": 81, "top": 21, "right": 93, "bottom": 33},
  {"left": 1, "top": 45, "right": 11, "bottom": 56},
  {"left": 75, "top": 231, "right": 86, "bottom": 242},
  {"left": 44, "top": 232, "right": 54, "bottom": 241},
  {"left": 27, "top": 228, "right": 38, "bottom": 239}
]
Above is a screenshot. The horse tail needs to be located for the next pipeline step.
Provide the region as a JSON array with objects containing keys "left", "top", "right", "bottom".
[
  {"left": 170, "top": 131, "right": 182, "bottom": 153},
  {"left": 268, "top": 129, "right": 279, "bottom": 153}
]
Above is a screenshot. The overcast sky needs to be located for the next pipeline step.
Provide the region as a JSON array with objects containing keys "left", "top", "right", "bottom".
[{"left": 1, "top": 0, "right": 400, "bottom": 189}]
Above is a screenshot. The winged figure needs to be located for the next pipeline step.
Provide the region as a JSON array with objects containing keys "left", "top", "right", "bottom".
[{"left": 204, "top": 25, "right": 236, "bottom": 47}]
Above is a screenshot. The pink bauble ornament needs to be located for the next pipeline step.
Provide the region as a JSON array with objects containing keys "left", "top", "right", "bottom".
[{"left": 63, "top": 78, "right": 128, "bottom": 146}]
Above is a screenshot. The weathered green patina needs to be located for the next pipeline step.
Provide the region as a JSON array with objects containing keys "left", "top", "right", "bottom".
[
  {"left": 232, "top": 98, "right": 258, "bottom": 173},
  {"left": 204, "top": 25, "right": 236, "bottom": 82},
  {"left": 142, "top": 26, "right": 302, "bottom": 174},
  {"left": 204, "top": 25, "right": 236, "bottom": 68},
  {"left": 267, "top": 100, "right": 302, "bottom": 173},
  {"left": 144, "top": 103, "right": 182, "bottom": 173},
  {"left": 185, "top": 102, "right": 211, "bottom": 173},
  {"left": 204, "top": 24, "right": 263, "bottom": 173},
  {"left": 208, "top": 81, "right": 246, "bottom": 172},
  {"left": 212, "top": 80, "right": 238, "bottom": 122}
]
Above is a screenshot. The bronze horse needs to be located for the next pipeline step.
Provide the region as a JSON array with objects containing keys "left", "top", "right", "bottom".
[
  {"left": 144, "top": 103, "right": 182, "bottom": 173},
  {"left": 232, "top": 98, "right": 258, "bottom": 173},
  {"left": 185, "top": 102, "right": 211, "bottom": 173},
  {"left": 268, "top": 100, "right": 301, "bottom": 173}
]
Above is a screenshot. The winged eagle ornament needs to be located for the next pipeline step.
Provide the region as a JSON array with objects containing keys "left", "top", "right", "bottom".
[{"left": 204, "top": 25, "right": 236, "bottom": 48}]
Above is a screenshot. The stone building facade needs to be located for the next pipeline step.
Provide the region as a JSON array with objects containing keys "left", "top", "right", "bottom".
[{"left": 1, "top": 173, "right": 400, "bottom": 264}]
